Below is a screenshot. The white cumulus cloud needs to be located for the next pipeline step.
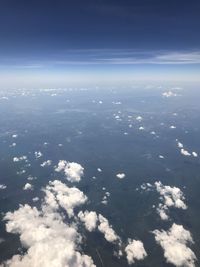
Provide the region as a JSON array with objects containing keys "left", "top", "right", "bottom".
[
  {"left": 78, "top": 211, "right": 98, "bottom": 232},
  {"left": 125, "top": 239, "right": 147, "bottom": 265},
  {"left": 55, "top": 161, "right": 84, "bottom": 182},
  {"left": 34, "top": 151, "right": 43, "bottom": 159},
  {"left": 162, "top": 91, "right": 177, "bottom": 98},
  {"left": 153, "top": 223, "right": 196, "bottom": 267},
  {"left": 116, "top": 173, "right": 126, "bottom": 179},
  {"left": 155, "top": 181, "right": 187, "bottom": 220},
  {"left": 180, "top": 149, "right": 191, "bottom": 156},
  {"left": 2, "top": 180, "right": 95, "bottom": 267},
  {"left": 98, "top": 214, "right": 120, "bottom": 244},
  {"left": 23, "top": 183, "right": 33, "bottom": 190},
  {"left": 0, "top": 184, "right": 7, "bottom": 190},
  {"left": 40, "top": 160, "right": 52, "bottom": 167}
]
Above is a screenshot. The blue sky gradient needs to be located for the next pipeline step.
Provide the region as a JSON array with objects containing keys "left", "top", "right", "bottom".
[{"left": 0, "top": 0, "right": 200, "bottom": 87}]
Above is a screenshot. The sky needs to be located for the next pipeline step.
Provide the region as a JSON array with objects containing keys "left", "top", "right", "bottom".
[{"left": 0, "top": 0, "right": 200, "bottom": 88}]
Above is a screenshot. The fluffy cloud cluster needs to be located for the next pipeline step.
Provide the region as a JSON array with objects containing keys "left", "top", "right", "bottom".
[
  {"left": 44, "top": 180, "right": 87, "bottom": 217},
  {"left": 136, "top": 116, "right": 143, "bottom": 121},
  {"left": 2, "top": 180, "right": 95, "bottom": 267},
  {"left": 140, "top": 181, "right": 187, "bottom": 220},
  {"left": 153, "top": 224, "right": 196, "bottom": 267},
  {"left": 23, "top": 183, "right": 33, "bottom": 191},
  {"left": 176, "top": 140, "right": 198, "bottom": 158},
  {"left": 125, "top": 239, "right": 147, "bottom": 265},
  {"left": 116, "top": 173, "right": 126, "bottom": 179},
  {"left": 55, "top": 161, "right": 84, "bottom": 182},
  {"left": 34, "top": 151, "right": 43, "bottom": 159},
  {"left": 0, "top": 184, "right": 7, "bottom": 190},
  {"left": 155, "top": 181, "right": 187, "bottom": 220},
  {"left": 78, "top": 211, "right": 98, "bottom": 232},
  {"left": 98, "top": 214, "right": 120, "bottom": 244},
  {"left": 78, "top": 211, "right": 120, "bottom": 244},
  {"left": 162, "top": 91, "right": 177, "bottom": 97},
  {"left": 13, "top": 156, "right": 27, "bottom": 162},
  {"left": 40, "top": 160, "right": 52, "bottom": 167},
  {"left": 181, "top": 148, "right": 191, "bottom": 157}
]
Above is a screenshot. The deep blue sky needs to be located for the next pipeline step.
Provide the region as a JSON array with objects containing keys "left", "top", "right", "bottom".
[{"left": 0, "top": 0, "right": 200, "bottom": 87}]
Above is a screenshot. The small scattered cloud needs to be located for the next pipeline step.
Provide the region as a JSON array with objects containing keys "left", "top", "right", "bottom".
[
  {"left": 34, "top": 151, "right": 43, "bottom": 159},
  {"left": 140, "top": 181, "right": 187, "bottom": 220},
  {"left": 170, "top": 125, "right": 176, "bottom": 129},
  {"left": 116, "top": 173, "right": 126, "bottom": 179},
  {"left": 78, "top": 211, "right": 98, "bottom": 232},
  {"left": 125, "top": 239, "right": 147, "bottom": 265},
  {"left": 23, "top": 183, "right": 33, "bottom": 191},
  {"left": 136, "top": 116, "right": 143, "bottom": 122},
  {"left": 98, "top": 214, "right": 120, "bottom": 244},
  {"left": 55, "top": 161, "right": 84, "bottom": 182},
  {"left": 13, "top": 156, "right": 28, "bottom": 162},
  {"left": 155, "top": 181, "right": 187, "bottom": 220},
  {"left": 0, "top": 184, "right": 7, "bottom": 190},
  {"left": 192, "top": 152, "right": 198, "bottom": 157},
  {"left": 32, "top": 197, "right": 39, "bottom": 202},
  {"left": 40, "top": 160, "right": 52, "bottom": 167},
  {"left": 181, "top": 149, "right": 191, "bottom": 157},
  {"left": 162, "top": 91, "right": 177, "bottom": 98}
]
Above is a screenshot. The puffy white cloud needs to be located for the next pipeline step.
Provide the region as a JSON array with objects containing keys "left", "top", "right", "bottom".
[
  {"left": 176, "top": 140, "right": 197, "bottom": 157},
  {"left": 180, "top": 149, "right": 191, "bottom": 156},
  {"left": 140, "top": 182, "right": 187, "bottom": 220},
  {"left": 170, "top": 125, "right": 176, "bottom": 129},
  {"left": 97, "top": 168, "right": 102, "bottom": 172},
  {"left": 23, "top": 183, "right": 33, "bottom": 191},
  {"left": 13, "top": 156, "right": 27, "bottom": 162},
  {"left": 139, "top": 126, "right": 144, "bottom": 130},
  {"left": 34, "top": 151, "right": 43, "bottom": 159},
  {"left": 44, "top": 180, "right": 87, "bottom": 217},
  {"left": 125, "top": 239, "right": 147, "bottom": 265},
  {"left": 116, "top": 173, "right": 126, "bottom": 179},
  {"left": 153, "top": 224, "right": 196, "bottom": 267},
  {"left": 0, "top": 184, "right": 7, "bottom": 190},
  {"left": 10, "top": 143, "right": 16, "bottom": 147},
  {"left": 78, "top": 211, "right": 98, "bottom": 232},
  {"left": 55, "top": 161, "right": 84, "bottom": 182},
  {"left": 98, "top": 214, "right": 120, "bottom": 244},
  {"left": 192, "top": 152, "right": 198, "bottom": 157},
  {"left": 40, "top": 160, "right": 52, "bottom": 167},
  {"left": 12, "top": 134, "right": 18, "bottom": 138},
  {"left": 136, "top": 116, "right": 143, "bottom": 121},
  {"left": 177, "top": 142, "right": 184, "bottom": 148},
  {"left": 32, "top": 197, "right": 39, "bottom": 202},
  {"left": 2, "top": 180, "right": 95, "bottom": 267},
  {"left": 162, "top": 91, "right": 177, "bottom": 97},
  {"left": 155, "top": 181, "right": 187, "bottom": 209},
  {"left": 27, "top": 176, "right": 37, "bottom": 181},
  {"left": 155, "top": 181, "right": 187, "bottom": 220}
]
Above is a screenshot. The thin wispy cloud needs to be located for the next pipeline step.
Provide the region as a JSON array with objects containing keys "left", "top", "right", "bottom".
[{"left": 1, "top": 50, "right": 200, "bottom": 69}]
